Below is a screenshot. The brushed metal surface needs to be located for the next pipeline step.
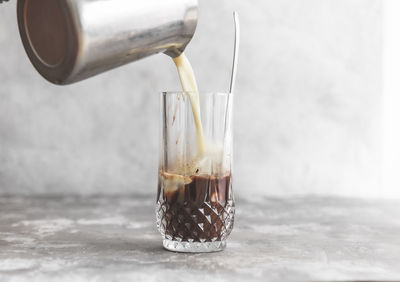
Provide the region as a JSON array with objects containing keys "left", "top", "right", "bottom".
[{"left": 17, "top": 0, "right": 198, "bottom": 84}]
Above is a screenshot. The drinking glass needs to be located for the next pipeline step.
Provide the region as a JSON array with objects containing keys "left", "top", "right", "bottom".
[{"left": 156, "top": 91, "right": 235, "bottom": 252}]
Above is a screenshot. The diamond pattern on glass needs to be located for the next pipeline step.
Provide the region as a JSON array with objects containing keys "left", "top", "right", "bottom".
[{"left": 156, "top": 199, "right": 235, "bottom": 243}]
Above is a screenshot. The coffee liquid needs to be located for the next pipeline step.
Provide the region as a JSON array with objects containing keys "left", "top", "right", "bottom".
[{"left": 157, "top": 173, "right": 232, "bottom": 242}]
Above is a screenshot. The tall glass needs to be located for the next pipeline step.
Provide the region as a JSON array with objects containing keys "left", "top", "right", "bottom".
[{"left": 156, "top": 92, "right": 235, "bottom": 252}]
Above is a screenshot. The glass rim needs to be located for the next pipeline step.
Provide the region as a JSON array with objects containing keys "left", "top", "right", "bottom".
[{"left": 161, "top": 91, "right": 231, "bottom": 97}]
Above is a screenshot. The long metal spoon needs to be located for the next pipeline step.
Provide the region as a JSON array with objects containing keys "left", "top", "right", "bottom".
[{"left": 229, "top": 11, "right": 240, "bottom": 94}]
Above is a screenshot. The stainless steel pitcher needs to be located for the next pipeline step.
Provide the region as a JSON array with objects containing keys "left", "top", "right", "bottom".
[{"left": 17, "top": 0, "right": 198, "bottom": 84}]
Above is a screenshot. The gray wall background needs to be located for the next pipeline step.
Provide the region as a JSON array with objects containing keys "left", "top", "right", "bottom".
[{"left": 0, "top": 1, "right": 382, "bottom": 197}]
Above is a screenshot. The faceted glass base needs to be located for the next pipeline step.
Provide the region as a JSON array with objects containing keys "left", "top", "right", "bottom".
[{"left": 162, "top": 239, "right": 226, "bottom": 253}]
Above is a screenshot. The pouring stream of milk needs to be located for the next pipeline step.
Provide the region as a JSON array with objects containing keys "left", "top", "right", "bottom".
[{"left": 172, "top": 54, "right": 205, "bottom": 155}]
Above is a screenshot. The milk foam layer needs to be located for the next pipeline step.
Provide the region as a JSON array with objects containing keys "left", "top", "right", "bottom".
[{"left": 166, "top": 141, "right": 225, "bottom": 176}]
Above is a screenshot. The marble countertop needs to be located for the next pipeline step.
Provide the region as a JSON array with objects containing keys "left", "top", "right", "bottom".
[{"left": 0, "top": 195, "right": 400, "bottom": 281}]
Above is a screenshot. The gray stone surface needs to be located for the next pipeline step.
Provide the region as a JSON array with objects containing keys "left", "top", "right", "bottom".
[
  {"left": 1, "top": 195, "right": 399, "bottom": 281},
  {"left": 0, "top": 0, "right": 383, "bottom": 198}
]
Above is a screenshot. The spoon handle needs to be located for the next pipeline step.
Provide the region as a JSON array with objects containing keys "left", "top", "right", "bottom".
[{"left": 229, "top": 11, "right": 240, "bottom": 94}]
